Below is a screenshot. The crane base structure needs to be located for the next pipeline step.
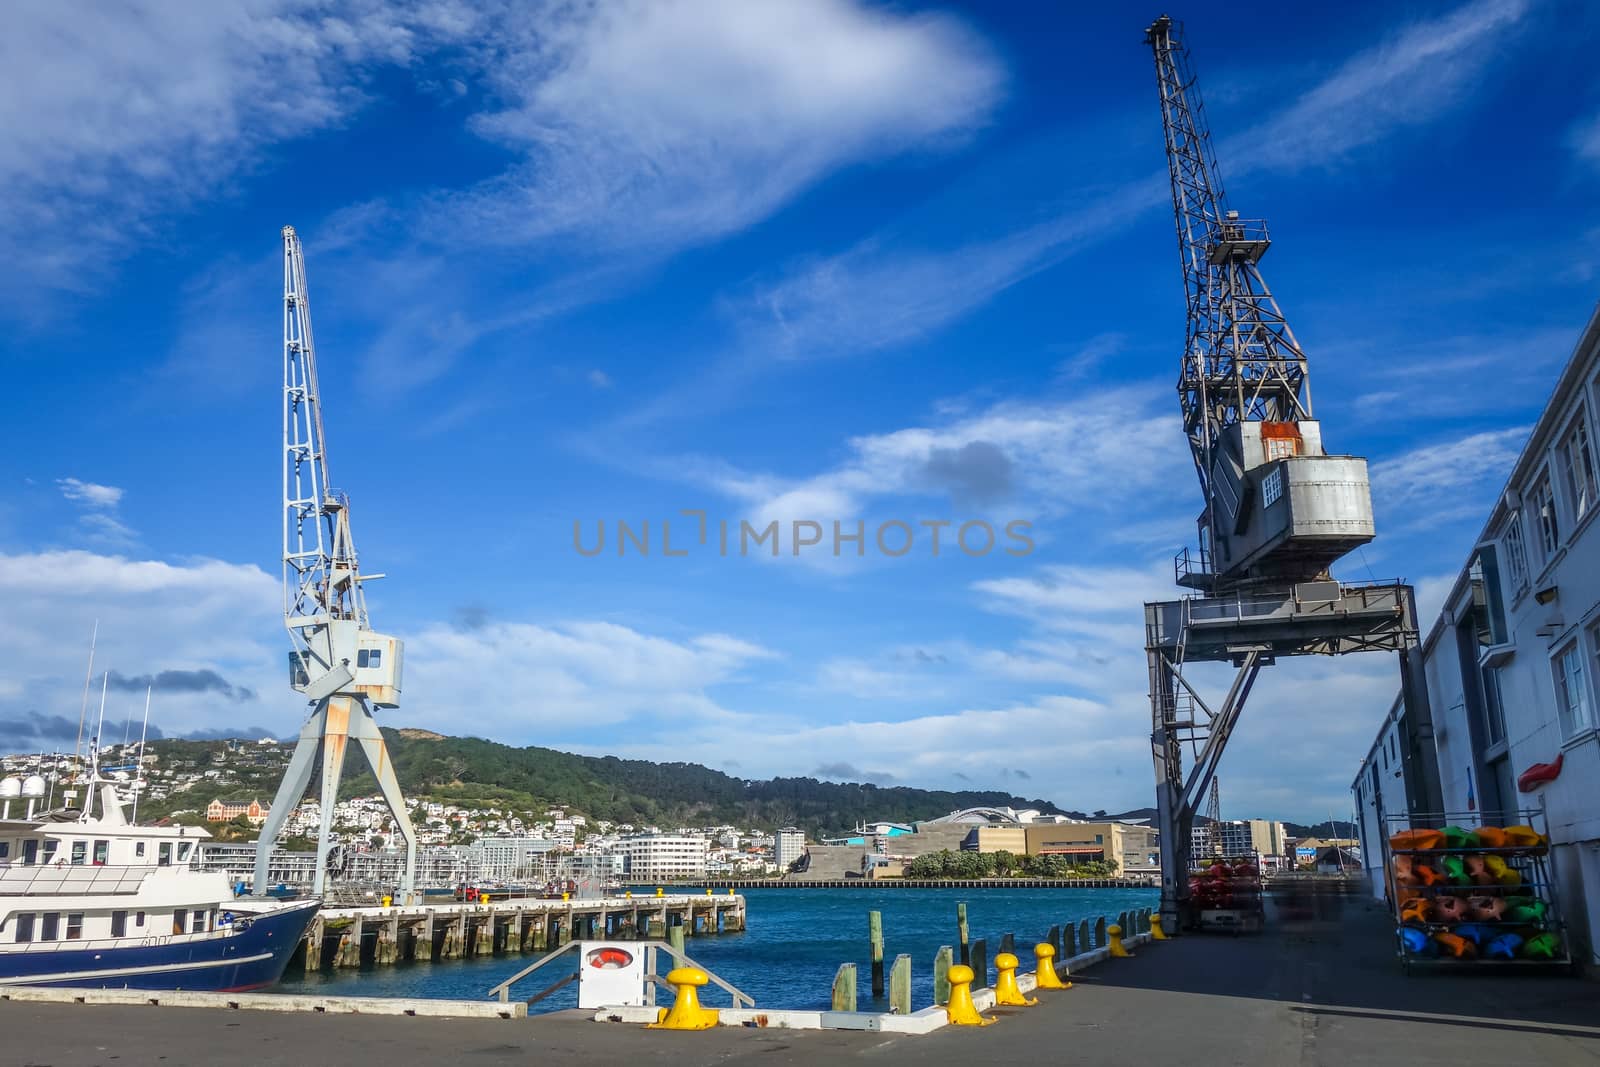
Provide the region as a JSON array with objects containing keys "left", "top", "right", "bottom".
[
  {"left": 1147, "top": 579, "right": 1419, "bottom": 934},
  {"left": 251, "top": 695, "right": 420, "bottom": 902}
]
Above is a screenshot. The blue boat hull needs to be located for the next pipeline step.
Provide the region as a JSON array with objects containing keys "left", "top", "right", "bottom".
[{"left": 0, "top": 900, "right": 319, "bottom": 992}]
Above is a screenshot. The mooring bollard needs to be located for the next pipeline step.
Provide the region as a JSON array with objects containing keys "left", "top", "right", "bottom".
[
  {"left": 1033, "top": 942, "right": 1072, "bottom": 990},
  {"left": 1150, "top": 913, "right": 1169, "bottom": 940},
  {"left": 869, "top": 910, "right": 885, "bottom": 999},
  {"left": 648, "top": 967, "right": 720, "bottom": 1030},
  {"left": 656, "top": 887, "right": 665, "bottom": 897},
  {"left": 992, "top": 952, "right": 1037, "bottom": 1006},
  {"left": 944, "top": 965, "right": 995, "bottom": 1027},
  {"left": 832, "top": 962, "right": 858, "bottom": 1012},
  {"left": 933, "top": 945, "right": 954, "bottom": 1005},
  {"left": 957, "top": 902, "right": 971, "bottom": 965},
  {"left": 1107, "top": 923, "right": 1133, "bottom": 958}
]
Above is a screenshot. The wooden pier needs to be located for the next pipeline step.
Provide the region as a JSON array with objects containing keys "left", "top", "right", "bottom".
[
  {"left": 294, "top": 893, "right": 746, "bottom": 972},
  {"left": 696, "top": 877, "right": 1156, "bottom": 890}
]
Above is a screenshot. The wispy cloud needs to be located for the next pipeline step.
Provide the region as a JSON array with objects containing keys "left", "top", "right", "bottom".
[
  {"left": 1370, "top": 427, "right": 1529, "bottom": 523},
  {"left": 57, "top": 478, "right": 135, "bottom": 548},
  {"left": 56, "top": 478, "right": 124, "bottom": 509},
  {"left": 1568, "top": 109, "right": 1600, "bottom": 168},
  {"left": 730, "top": 0, "right": 1528, "bottom": 367}
]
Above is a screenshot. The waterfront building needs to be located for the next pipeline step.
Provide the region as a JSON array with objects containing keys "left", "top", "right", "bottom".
[
  {"left": 204, "top": 797, "right": 271, "bottom": 825},
  {"left": 1024, "top": 822, "right": 1159, "bottom": 874},
  {"left": 1351, "top": 304, "right": 1600, "bottom": 965},
  {"left": 774, "top": 827, "right": 806, "bottom": 871},
  {"left": 966, "top": 826, "right": 1028, "bottom": 854},
  {"left": 471, "top": 835, "right": 559, "bottom": 882},
  {"left": 616, "top": 833, "right": 707, "bottom": 881}
]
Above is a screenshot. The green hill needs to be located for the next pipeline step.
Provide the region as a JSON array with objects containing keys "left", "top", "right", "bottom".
[{"left": 136, "top": 728, "right": 1070, "bottom": 839}]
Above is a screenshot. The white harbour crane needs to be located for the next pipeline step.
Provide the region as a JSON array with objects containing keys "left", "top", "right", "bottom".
[{"left": 252, "top": 226, "right": 420, "bottom": 901}]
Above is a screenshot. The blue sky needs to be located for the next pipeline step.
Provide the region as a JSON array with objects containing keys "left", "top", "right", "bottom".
[{"left": 4, "top": 0, "right": 1598, "bottom": 822}]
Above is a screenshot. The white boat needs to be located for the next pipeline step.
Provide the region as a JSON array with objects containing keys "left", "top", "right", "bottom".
[{"left": 0, "top": 773, "right": 318, "bottom": 991}]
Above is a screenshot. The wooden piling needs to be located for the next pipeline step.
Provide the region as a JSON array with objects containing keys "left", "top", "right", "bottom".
[
  {"left": 970, "top": 937, "right": 988, "bottom": 989},
  {"left": 957, "top": 902, "right": 970, "bottom": 965},
  {"left": 999, "top": 932, "right": 1015, "bottom": 955},
  {"left": 1078, "top": 919, "right": 1091, "bottom": 954},
  {"left": 933, "top": 945, "right": 953, "bottom": 1006},
  {"left": 1094, "top": 916, "right": 1106, "bottom": 948},
  {"left": 1047, "top": 924, "right": 1062, "bottom": 959},
  {"left": 832, "top": 963, "right": 858, "bottom": 1012},
  {"left": 889, "top": 954, "right": 911, "bottom": 1015},
  {"left": 666, "top": 923, "right": 686, "bottom": 960},
  {"left": 869, "top": 910, "right": 885, "bottom": 999}
]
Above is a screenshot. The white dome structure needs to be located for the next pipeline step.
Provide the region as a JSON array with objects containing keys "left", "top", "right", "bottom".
[
  {"left": 0, "top": 777, "right": 21, "bottom": 798},
  {"left": 21, "top": 775, "right": 47, "bottom": 798}
]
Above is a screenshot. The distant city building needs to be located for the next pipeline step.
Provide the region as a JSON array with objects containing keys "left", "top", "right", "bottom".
[
  {"left": 468, "top": 835, "right": 559, "bottom": 882},
  {"left": 774, "top": 827, "right": 806, "bottom": 871},
  {"left": 616, "top": 834, "right": 707, "bottom": 881},
  {"left": 1025, "top": 822, "right": 1159, "bottom": 873},
  {"left": 205, "top": 797, "right": 270, "bottom": 826}
]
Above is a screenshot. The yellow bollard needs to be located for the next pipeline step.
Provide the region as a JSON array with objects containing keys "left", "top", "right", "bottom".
[
  {"left": 727, "top": 887, "right": 735, "bottom": 896},
  {"left": 626, "top": 891, "right": 633, "bottom": 899},
  {"left": 562, "top": 891, "right": 570, "bottom": 901},
  {"left": 944, "top": 964, "right": 996, "bottom": 1026},
  {"left": 705, "top": 888, "right": 713, "bottom": 897},
  {"left": 993, "top": 952, "right": 1038, "bottom": 1006},
  {"left": 1032, "top": 942, "right": 1072, "bottom": 990},
  {"left": 381, "top": 895, "right": 392, "bottom": 908},
  {"left": 656, "top": 887, "right": 665, "bottom": 897},
  {"left": 648, "top": 967, "right": 720, "bottom": 1030},
  {"left": 1107, "top": 923, "right": 1133, "bottom": 958},
  {"left": 1149, "top": 914, "right": 1168, "bottom": 941}
]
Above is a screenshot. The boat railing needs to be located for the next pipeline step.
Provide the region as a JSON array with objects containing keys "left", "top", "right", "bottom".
[{"left": 0, "top": 862, "right": 154, "bottom": 896}]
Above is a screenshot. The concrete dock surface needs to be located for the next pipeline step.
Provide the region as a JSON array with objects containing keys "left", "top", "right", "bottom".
[{"left": 7, "top": 895, "right": 1598, "bottom": 1066}]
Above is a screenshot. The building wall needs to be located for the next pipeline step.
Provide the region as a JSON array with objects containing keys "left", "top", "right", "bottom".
[
  {"left": 774, "top": 828, "right": 805, "bottom": 871},
  {"left": 1024, "top": 822, "right": 1158, "bottom": 872},
  {"left": 969, "top": 826, "right": 1028, "bottom": 854},
  {"left": 1352, "top": 304, "right": 1600, "bottom": 965}
]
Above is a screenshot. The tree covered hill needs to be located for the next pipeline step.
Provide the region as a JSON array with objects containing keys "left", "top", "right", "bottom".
[{"left": 136, "top": 728, "right": 1069, "bottom": 838}]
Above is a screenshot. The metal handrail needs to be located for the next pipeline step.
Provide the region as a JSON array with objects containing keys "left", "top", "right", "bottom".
[{"left": 486, "top": 939, "right": 754, "bottom": 1009}]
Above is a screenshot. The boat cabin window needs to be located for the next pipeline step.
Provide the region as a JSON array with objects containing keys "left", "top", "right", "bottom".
[
  {"left": 15, "top": 913, "right": 34, "bottom": 943},
  {"left": 192, "top": 909, "right": 207, "bottom": 933},
  {"left": 111, "top": 910, "right": 127, "bottom": 937},
  {"left": 66, "top": 913, "right": 83, "bottom": 940},
  {"left": 172, "top": 911, "right": 185, "bottom": 935},
  {"left": 158, "top": 843, "right": 172, "bottom": 866},
  {"left": 41, "top": 913, "right": 60, "bottom": 940},
  {"left": 23, "top": 840, "right": 37, "bottom": 865},
  {"left": 93, "top": 840, "right": 109, "bottom": 865},
  {"left": 135, "top": 842, "right": 146, "bottom": 858},
  {"left": 41, "top": 841, "right": 58, "bottom": 864},
  {"left": 0, "top": 841, "right": 10, "bottom": 859},
  {"left": 177, "top": 842, "right": 193, "bottom": 863},
  {"left": 70, "top": 841, "right": 86, "bottom": 865},
  {"left": 135, "top": 910, "right": 145, "bottom": 927}
]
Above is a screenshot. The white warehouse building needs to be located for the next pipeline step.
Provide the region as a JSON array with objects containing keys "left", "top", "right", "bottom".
[{"left": 1352, "top": 303, "right": 1600, "bottom": 970}]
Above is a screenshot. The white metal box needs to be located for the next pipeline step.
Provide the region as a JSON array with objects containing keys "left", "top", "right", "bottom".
[{"left": 575, "top": 941, "right": 647, "bottom": 1008}]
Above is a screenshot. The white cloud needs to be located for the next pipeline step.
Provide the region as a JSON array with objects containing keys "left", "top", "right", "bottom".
[
  {"left": 2, "top": 1, "right": 477, "bottom": 296},
  {"left": 446, "top": 0, "right": 1002, "bottom": 251},
  {"left": 1568, "top": 110, "right": 1600, "bottom": 168},
  {"left": 1370, "top": 427, "right": 1529, "bottom": 511},
  {"left": 734, "top": 0, "right": 1526, "bottom": 365},
  {"left": 56, "top": 478, "right": 124, "bottom": 508}
]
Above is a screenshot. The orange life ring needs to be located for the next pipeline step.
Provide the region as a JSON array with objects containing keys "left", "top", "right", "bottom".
[{"left": 588, "top": 947, "right": 633, "bottom": 970}]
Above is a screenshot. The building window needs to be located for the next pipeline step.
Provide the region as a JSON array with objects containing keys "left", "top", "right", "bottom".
[
  {"left": 15, "top": 913, "right": 34, "bottom": 943},
  {"left": 1554, "top": 642, "right": 1594, "bottom": 736},
  {"left": 1503, "top": 513, "right": 1530, "bottom": 596},
  {"left": 1469, "top": 549, "right": 1509, "bottom": 648},
  {"left": 1532, "top": 473, "right": 1560, "bottom": 560},
  {"left": 1559, "top": 412, "right": 1598, "bottom": 521},
  {"left": 1482, "top": 666, "right": 1507, "bottom": 747}
]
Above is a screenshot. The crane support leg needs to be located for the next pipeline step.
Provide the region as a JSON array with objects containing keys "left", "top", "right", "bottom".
[
  {"left": 349, "top": 705, "right": 419, "bottom": 900},
  {"left": 251, "top": 696, "right": 418, "bottom": 901},
  {"left": 252, "top": 704, "right": 326, "bottom": 896}
]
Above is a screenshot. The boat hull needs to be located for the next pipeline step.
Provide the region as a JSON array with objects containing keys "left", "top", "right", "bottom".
[{"left": 0, "top": 899, "right": 319, "bottom": 992}]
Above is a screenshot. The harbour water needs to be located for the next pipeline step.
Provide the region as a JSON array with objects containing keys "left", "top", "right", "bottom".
[{"left": 278, "top": 885, "right": 1157, "bottom": 1011}]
